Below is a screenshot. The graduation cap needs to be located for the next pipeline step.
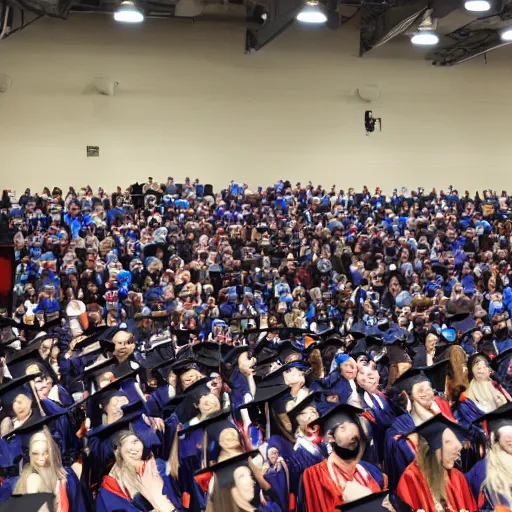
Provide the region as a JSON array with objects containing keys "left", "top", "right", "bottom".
[
  {"left": 194, "top": 450, "right": 260, "bottom": 488},
  {"left": 448, "top": 314, "right": 477, "bottom": 337},
  {"left": 223, "top": 345, "right": 252, "bottom": 366},
  {"left": 86, "top": 401, "right": 147, "bottom": 440},
  {"left": 309, "top": 403, "right": 364, "bottom": 434},
  {"left": 3, "top": 412, "right": 65, "bottom": 447},
  {"left": 170, "top": 327, "right": 194, "bottom": 347},
  {"left": 474, "top": 402, "right": 512, "bottom": 434},
  {"left": 80, "top": 358, "right": 118, "bottom": 392},
  {"left": 85, "top": 371, "right": 138, "bottom": 427},
  {"left": 335, "top": 491, "right": 389, "bottom": 511},
  {"left": 385, "top": 344, "right": 412, "bottom": 366},
  {"left": 275, "top": 340, "right": 303, "bottom": 364},
  {"left": 391, "top": 367, "right": 430, "bottom": 396},
  {"left": 414, "top": 414, "right": 471, "bottom": 451},
  {"left": 421, "top": 359, "right": 450, "bottom": 394},
  {"left": 491, "top": 348, "right": 512, "bottom": 372},
  {"left": 382, "top": 326, "right": 408, "bottom": 345},
  {"left": 191, "top": 342, "right": 230, "bottom": 369},
  {"left": 174, "top": 377, "right": 214, "bottom": 424},
  {"left": 286, "top": 392, "right": 322, "bottom": 432},
  {"left": 259, "top": 361, "right": 310, "bottom": 388},
  {"left": 6, "top": 341, "right": 53, "bottom": 380},
  {"left": 0, "top": 492, "right": 55, "bottom": 512},
  {"left": 0, "top": 372, "right": 40, "bottom": 408},
  {"left": 431, "top": 262, "right": 448, "bottom": 277}
]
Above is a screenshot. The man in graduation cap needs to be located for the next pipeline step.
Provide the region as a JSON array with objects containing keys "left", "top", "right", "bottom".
[
  {"left": 396, "top": 415, "right": 477, "bottom": 512},
  {"left": 298, "top": 404, "right": 386, "bottom": 511}
]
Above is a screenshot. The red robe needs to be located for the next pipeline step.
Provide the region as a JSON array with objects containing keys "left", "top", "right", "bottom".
[
  {"left": 397, "top": 460, "right": 477, "bottom": 512},
  {"left": 301, "top": 458, "right": 382, "bottom": 512}
]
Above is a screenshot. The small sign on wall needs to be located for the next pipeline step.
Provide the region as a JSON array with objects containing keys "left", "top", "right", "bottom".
[{"left": 87, "top": 146, "right": 99, "bottom": 157}]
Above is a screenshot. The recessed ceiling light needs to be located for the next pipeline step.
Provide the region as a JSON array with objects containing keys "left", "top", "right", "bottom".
[
  {"left": 114, "top": 1, "right": 144, "bottom": 23},
  {"left": 411, "top": 32, "right": 440, "bottom": 46},
  {"left": 296, "top": 1, "right": 327, "bottom": 24},
  {"left": 464, "top": 0, "right": 491, "bottom": 12}
]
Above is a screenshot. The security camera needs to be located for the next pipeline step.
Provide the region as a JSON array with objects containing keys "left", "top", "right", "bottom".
[{"left": 365, "top": 110, "right": 382, "bottom": 135}]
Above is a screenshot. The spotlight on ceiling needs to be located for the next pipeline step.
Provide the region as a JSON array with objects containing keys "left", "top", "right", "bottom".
[
  {"left": 411, "top": 14, "right": 439, "bottom": 46},
  {"left": 464, "top": 0, "right": 491, "bottom": 12},
  {"left": 114, "top": 0, "right": 144, "bottom": 23},
  {"left": 501, "top": 28, "right": 512, "bottom": 41},
  {"left": 296, "top": 1, "right": 327, "bottom": 23}
]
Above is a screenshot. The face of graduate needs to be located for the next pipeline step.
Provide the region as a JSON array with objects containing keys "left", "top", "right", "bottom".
[
  {"left": 332, "top": 421, "right": 361, "bottom": 451},
  {"left": 120, "top": 435, "right": 144, "bottom": 466},
  {"left": 113, "top": 333, "right": 135, "bottom": 361},
  {"left": 356, "top": 366, "right": 380, "bottom": 394},
  {"left": 238, "top": 352, "right": 256, "bottom": 378},
  {"left": 411, "top": 381, "right": 434, "bottom": 410},
  {"left": 233, "top": 466, "right": 256, "bottom": 503},
  {"left": 296, "top": 406, "right": 319, "bottom": 429},
  {"left": 438, "top": 428, "right": 462, "bottom": 470},
  {"left": 180, "top": 369, "right": 204, "bottom": 389},
  {"left": 196, "top": 392, "right": 221, "bottom": 417},
  {"left": 284, "top": 367, "right": 306, "bottom": 387},
  {"left": 208, "top": 375, "right": 223, "bottom": 399},
  {"left": 425, "top": 334, "right": 438, "bottom": 353},
  {"left": 30, "top": 438, "right": 49, "bottom": 469},
  {"left": 497, "top": 425, "right": 512, "bottom": 455},
  {"left": 218, "top": 427, "right": 242, "bottom": 452},
  {"left": 472, "top": 358, "right": 491, "bottom": 382},
  {"left": 33, "top": 376, "right": 53, "bottom": 400},
  {"left": 39, "top": 339, "right": 54, "bottom": 359},
  {"left": 104, "top": 395, "right": 129, "bottom": 424},
  {"left": 340, "top": 359, "right": 358, "bottom": 381},
  {"left": 12, "top": 393, "right": 33, "bottom": 420}
]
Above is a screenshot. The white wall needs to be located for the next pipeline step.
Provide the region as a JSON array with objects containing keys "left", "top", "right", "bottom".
[{"left": 0, "top": 14, "right": 511, "bottom": 195}]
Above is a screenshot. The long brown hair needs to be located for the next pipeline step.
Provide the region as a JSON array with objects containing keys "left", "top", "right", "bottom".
[
  {"left": 15, "top": 427, "right": 67, "bottom": 495},
  {"left": 417, "top": 435, "right": 446, "bottom": 504}
]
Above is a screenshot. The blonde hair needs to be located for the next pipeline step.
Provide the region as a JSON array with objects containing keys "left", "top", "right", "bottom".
[
  {"left": 417, "top": 435, "right": 446, "bottom": 505},
  {"left": 110, "top": 431, "right": 145, "bottom": 499},
  {"left": 466, "top": 379, "right": 508, "bottom": 413},
  {"left": 482, "top": 438, "right": 512, "bottom": 506},
  {"left": 15, "top": 427, "right": 67, "bottom": 495}
]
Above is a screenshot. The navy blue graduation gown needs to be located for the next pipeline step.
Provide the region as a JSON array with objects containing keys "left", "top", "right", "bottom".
[
  {"left": 0, "top": 477, "right": 17, "bottom": 503},
  {"left": 64, "top": 468, "right": 88, "bottom": 512},
  {"left": 383, "top": 412, "right": 416, "bottom": 491},
  {"left": 176, "top": 425, "right": 206, "bottom": 512},
  {"left": 364, "top": 392, "right": 397, "bottom": 461},
  {"left": 264, "top": 464, "right": 289, "bottom": 512},
  {"left": 309, "top": 372, "right": 352, "bottom": 403},
  {"left": 147, "top": 386, "right": 173, "bottom": 418},
  {"left": 230, "top": 368, "right": 251, "bottom": 422}
]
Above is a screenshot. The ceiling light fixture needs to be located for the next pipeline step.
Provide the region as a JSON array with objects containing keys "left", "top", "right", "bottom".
[
  {"left": 114, "top": 0, "right": 144, "bottom": 23},
  {"left": 411, "top": 13, "right": 439, "bottom": 46},
  {"left": 296, "top": 1, "right": 327, "bottom": 24},
  {"left": 464, "top": 0, "right": 491, "bottom": 12},
  {"left": 501, "top": 28, "right": 512, "bottom": 41}
]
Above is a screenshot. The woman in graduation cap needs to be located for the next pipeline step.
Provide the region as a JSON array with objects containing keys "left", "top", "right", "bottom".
[
  {"left": 279, "top": 392, "right": 327, "bottom": 511},
  {"left": 396, "top": 415, "right": 477, "bottom": 512},
  {"left": 298, "top": 403, "right": 387, "bottom": 512},
  {"left": 13, "top": 426, "right": 87, "bottom": 512},
  {"left": 464, "top": 353, "right": 510, "bottom": 414},
  {"left": 465, "top": 404, "right": 512, "bottom": 510},
  {"left": 167, "top": 378, "right": 221, "bottom": 511},
  {"left": 197, "top": 450, "right": 283, "bottom": 512},
  {"left": 382, "top": 368, "right": 455, "bottom": 492},
  {"left": 96, "top": 429, "right": 179, "bottom": 512}
]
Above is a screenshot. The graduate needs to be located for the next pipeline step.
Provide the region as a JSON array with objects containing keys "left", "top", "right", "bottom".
[
  {"left": 195, "top": 450, "right": 283, "bottom": 512},
  {"left": 96, "top": 429, "right": 178, "bottom": 512},
  {"left": 465, "top": 403, "right": 512, "bottom": 510},
  {"left": 298, "top": 403, "right": 387, "bottom": 512},
  {"left": 396, "top": 415, "right": 477, "bottom": 512},
  {"left": 11, "top": 422, "right": 87, "bottom": 512}
]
